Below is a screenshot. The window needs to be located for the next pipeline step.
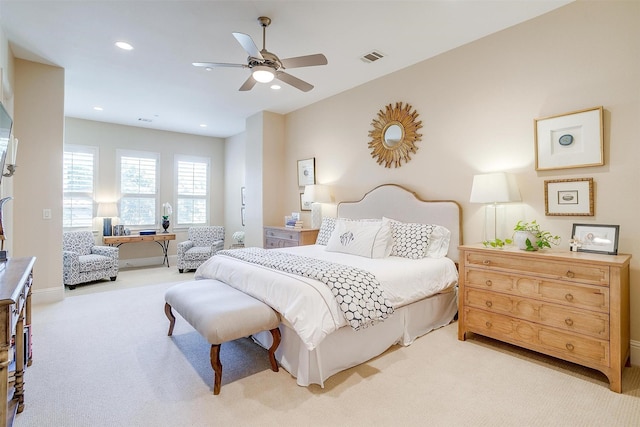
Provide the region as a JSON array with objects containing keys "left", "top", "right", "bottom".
[
  {"left": 117, "top": 150, "right": 159, "bottom": 227},
  {"left": 175, "top": 155, "right": 209, "bottom": 226},
  {"left": 63, "top": 145, "right": 97, "bottom": 228}
]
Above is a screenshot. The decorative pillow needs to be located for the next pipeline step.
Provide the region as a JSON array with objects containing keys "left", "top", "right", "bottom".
[
  {"left": 384, "top": 217, "right": 452, "bottom": 259},
  {"left": 325, "top": 219, "right": 391, "bottom": 258},
  {"left": 425, "top": 225, "right": 451, "bottom": 258},
  {"left": 315, "top": 217, "right": 336, "bottom": 245}
]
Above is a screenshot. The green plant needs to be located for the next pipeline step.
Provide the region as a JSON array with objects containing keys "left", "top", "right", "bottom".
[
  {"left": 482, "top": 238, "right": 512, "bottom": 248},
  {"left": 513, "top": 220, "right": 560, "bottom": 251}
]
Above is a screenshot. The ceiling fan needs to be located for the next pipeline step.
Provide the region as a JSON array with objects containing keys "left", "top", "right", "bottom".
[{"left": 193, "top": 16, "right": 328, "bottom": 92}]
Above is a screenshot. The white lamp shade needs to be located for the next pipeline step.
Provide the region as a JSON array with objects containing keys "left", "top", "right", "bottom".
[
  {"left": 303, "top": 184, "right": 332, "bottom": 203},
  {"left": 470, "top": 172, "right": 521, "bottom": 204},
  {"left": 252, "top": 66, "right": 275, "bottom": 83},
  {"left": 97, "top": 202, "right": 119, "bottom": 218}
]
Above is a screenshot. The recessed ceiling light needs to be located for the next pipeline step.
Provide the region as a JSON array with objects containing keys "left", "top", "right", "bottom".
[
  {"left": 93, "top": 106, "right": 103, "bottom": 111},
  {"left": 115, "top": 41, "right": 133, "bottom": 51},
  {"left": 270, "top": 84, "right": 281, "bottom": 90},
  {"left": 199, "top": 124, "right": 207, "bottom": 128}
]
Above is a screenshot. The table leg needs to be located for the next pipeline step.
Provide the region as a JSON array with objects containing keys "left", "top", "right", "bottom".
[{"left": 155, "top": 240, "right": 171, "bottom": 267}]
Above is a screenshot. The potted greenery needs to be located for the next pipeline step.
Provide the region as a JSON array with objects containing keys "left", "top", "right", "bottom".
[{"left": 512, "top": 220, "right": 560, "bottom": 251}]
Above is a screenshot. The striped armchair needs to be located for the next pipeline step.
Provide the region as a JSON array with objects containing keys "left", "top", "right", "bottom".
[
  {"left": 63, "top": 231, "right": 119, "bottom": 289},
  {"left": 177, "top": 226, "right": 225, "bottom": 273}
]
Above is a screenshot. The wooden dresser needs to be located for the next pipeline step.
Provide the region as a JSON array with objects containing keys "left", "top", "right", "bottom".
[
  {"left": 458, "top": 244, "right": 631, "bottom": 392},
  {"left": 263, "top": 226, "right": 319, "bottom": 249},
  {"left": 0, "top": 257, "right": 36, "bottom": 426}
]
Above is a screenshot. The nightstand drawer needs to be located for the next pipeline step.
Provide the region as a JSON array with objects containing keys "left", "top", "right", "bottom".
[
  {"left": 263, "top": 227, "right": 319, "bottom": 249},
  {"left": 465, "top": 288, "right": 609, "bottom": 339},
  {"left": 464, "top": 251, "right": 609, "bottom": 286},
  {"left": 465, "top": 268, "right": 610, "bottom": 312},
  {"left": 265, "top": 228, "right": 299, "bottom": 242}
]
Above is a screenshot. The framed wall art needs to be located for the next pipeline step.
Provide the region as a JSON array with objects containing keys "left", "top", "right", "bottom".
[
  {"left": 297, "top": 158, "right": 316, "bottom": 187},
  {"left": 544, "top": 178, "right": 594, "bottom": 216},
  {"left": 534, "top": 106, "right": 603, "bottom": 171},
  {"left": 300, "top": 193, "right": 312, "bottom": 211},
  {"left": 571, "top": 223, "right": 619, "bottom": 255}
]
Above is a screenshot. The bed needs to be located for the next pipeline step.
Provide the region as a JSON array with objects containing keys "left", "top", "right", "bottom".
[{"left": 194, "top": 184, "right": 462, "bottom": 387}]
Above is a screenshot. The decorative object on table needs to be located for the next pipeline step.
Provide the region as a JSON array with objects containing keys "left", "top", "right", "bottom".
[
  {"left": 368, "top": 102, "right": 422, "bottom": 168},
  {"left": 571, "top": 223, "right": 619, "bottom": 255},
  {"left": 469, "top": 172, "right": 521, "bottom": 243},
  {"left": 162, "top": 202, "right": 172, "bottom": 233},
  {"left": 285, "top": 212, "right": 303, "bottom": 229},
  {"left": 534, "top": 106, "right": 603, "bottom": 171},
  {"left": 97, "top": 202, "right": 119, "bottom": 237},
  {"left": 303, "top": 184, "right": 331, "bottom": 229},
  {"left": 297, "top": 158, "right": 315, "bottom": 187},
  {"left": 241, "top": 186, "right": 246, "bottom": 206},
  {"left": 544, "top": 177, "right": 594, "bottom": 216},
  {"left": 512, "top": 220, "right": 560, "bottom": 251},
  {"left": 113, "top": 225, "right": 125, "bottom": 236},
  {"left": 232, "top": 231, "right": 245, "bottom": 246}
]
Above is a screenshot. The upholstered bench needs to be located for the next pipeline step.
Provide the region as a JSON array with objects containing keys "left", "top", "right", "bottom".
[{"left": 164, "top": 279, "right": 281, "bottom": 395}]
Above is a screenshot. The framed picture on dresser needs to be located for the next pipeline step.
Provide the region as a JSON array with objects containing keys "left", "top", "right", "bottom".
[{"left": 571, "top": 223, "right": 619, "bottom": 255}]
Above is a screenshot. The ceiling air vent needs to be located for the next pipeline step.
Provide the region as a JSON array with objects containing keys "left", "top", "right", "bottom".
[
  {"left": 138, "top": 118, "right": 153, "bottom": 123},
  {"left": 360, "top": 50, "right": 385, "bottom": 63}
]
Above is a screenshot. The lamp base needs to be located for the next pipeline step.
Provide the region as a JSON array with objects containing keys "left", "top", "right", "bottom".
[
  {"left": 103, "top": 218, "right": 112, "bottom": 236},
  {"left": 311, "top": 203, "right": 323, "bottom": 229}
]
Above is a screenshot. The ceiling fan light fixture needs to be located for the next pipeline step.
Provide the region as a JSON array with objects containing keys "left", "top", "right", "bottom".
[{"left": 252, "top": 66, "right": 275, "bottom": 83}]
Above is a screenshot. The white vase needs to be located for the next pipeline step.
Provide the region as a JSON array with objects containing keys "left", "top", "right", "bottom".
[{"left": 514, "top": 231, "right": 538, "bottom": 250}]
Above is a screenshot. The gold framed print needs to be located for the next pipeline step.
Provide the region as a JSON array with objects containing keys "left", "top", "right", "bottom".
[
  {"left": 544, "top": 177, "right": 594, "bottom": 216},
  {"left": 535, "top": 106, "right": 603, "bottom": 171}
]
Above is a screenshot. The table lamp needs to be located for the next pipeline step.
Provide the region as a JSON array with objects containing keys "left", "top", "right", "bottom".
[
  {"left": 469, "top": 172, "right": 521, "bottom": 241},
  {"left": 97, "top": 202, "right": 119, "bottom": 236},
  {"left": 303, "top": 185, "right": 332, "bottom": 229}
]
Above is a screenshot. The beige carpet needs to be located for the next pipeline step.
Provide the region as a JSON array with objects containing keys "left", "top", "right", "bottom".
[{"left": 16, "top": 268, "right": 640, "bottom": 426}]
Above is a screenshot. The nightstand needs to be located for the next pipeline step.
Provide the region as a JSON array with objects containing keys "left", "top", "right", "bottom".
[
  {"left": 263, "top": 226, "right": 319, "bottom": 249},
  {"left": 458, "top": 244, "right": 631, "bottom": 392}
]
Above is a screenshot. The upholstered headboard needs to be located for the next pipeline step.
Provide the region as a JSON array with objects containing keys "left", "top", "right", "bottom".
[{"left": 336, "top": 184, "right": 462, "bottom": 262}]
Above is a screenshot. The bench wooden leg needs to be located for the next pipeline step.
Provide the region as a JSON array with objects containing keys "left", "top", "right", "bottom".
[
  {"left": 268, "top": 328, "right": 281, "bottom": 372},
  {"left": 210, "top": 344, "right": 222, "bottom": 395},
  {"left": 164, "top": 303, "right": 176, "bottom": 336}
]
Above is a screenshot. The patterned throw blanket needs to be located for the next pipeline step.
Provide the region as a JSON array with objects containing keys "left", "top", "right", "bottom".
[{"left": 217, "top": 247, "right": 394, "bottom": 330}]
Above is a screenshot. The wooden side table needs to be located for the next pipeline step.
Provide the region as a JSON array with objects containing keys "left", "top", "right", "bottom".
[
  {"left": 263, "top": 227, "right": 319, "bottom": 249},
  {"left": 103, "top": 233, "right": 176, "bottom": 267}
]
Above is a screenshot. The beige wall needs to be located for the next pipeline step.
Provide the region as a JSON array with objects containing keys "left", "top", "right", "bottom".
[
  {"left": 282, "top": 2, "right": 640, "bottom": 347},
  {"left": 224, "top": 132, "right": 246, "bottom": 246},
  {"left": 64, "top": 118, "right": 226, "bottom": 263}
]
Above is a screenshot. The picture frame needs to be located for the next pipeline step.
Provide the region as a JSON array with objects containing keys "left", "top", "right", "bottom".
[
  {"left": 571, "top": 223, "right": 619, "bottom": 255},
  {"left": 534, "top": 106, "right": 604, "bottom": 171},
  {"left": 241, "top": 207, "right": 245, "bottom": 226},
  {"left": 297, "top": 158, "right": 316, "bottom": 187},
  {"left": 544, "top": 177, "right": 594, "bottom": 216},
  {"left": 300, "top": 193, "right": 312, "bottom": 211},
  {"left": 241, "top": 186, "right": 246, "bottom": 206}
]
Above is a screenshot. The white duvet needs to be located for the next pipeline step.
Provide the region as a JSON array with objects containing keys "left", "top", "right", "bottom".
[{"left": 194, "top": 244, "right": 458, "bottom": 351}]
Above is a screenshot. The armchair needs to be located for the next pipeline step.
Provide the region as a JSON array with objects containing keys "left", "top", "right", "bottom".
[
  {"left": 177, "top": 226, "right": 225, "bottom": 273},
  {"left": 63, "top": 231, "right": 119, "bottom": 289}
]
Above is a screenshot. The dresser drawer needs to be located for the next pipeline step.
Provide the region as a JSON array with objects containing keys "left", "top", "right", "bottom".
[
  {"left": 464, "top": 251, "right": 609, "bottom": 286},
  {"left": 265, "top": 228, "right": 299, "bottom": 242},
  {"left": 465, "top": 268, "right": 609, "bottom": 312},
  {"left": 464, "top": 308, "right": 609, "bottom": 366},
  {"left": 265, "top": 237, "right": 298, "bottom": 249},
  {"left": 465, "top": 288, "right": 609, "bottom": 339}
]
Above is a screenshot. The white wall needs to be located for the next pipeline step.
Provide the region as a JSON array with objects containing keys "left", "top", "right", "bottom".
[
  {"left": 281, "top": 2, "right": 640, "bottom": 344},
  {"left": 224, "top": 132, "right": 245, "bottom": 245}
]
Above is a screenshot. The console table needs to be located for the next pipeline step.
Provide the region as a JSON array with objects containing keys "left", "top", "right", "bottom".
[
  {"left": 0, "top": 257, "right": 35, "bottom": 427},
  {"left": 103, "top": 233, "right": 176, "bottom": 267}
]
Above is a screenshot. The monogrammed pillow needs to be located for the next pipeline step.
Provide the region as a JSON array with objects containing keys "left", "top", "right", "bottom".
[{"left": 325, "top": 219, "right": 391, "bottom": 258}]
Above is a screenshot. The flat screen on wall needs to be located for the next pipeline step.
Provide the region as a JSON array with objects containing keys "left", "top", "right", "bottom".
[{"left": 0, "top": 103, "right": 12, "bottom": 184}]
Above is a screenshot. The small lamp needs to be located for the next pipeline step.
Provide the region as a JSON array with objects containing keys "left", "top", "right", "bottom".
[
  {"left": 252, "top": 66, "right": 275, "bottom": 83},
  {"left": 97, "top": 202, "right": 119, "bottom": 236},
  {"left": 470, "top": 172, "right": 521, "bottom": 241},
  {"left": 303, "top": 184, "right": 332, "bottom": 229}
]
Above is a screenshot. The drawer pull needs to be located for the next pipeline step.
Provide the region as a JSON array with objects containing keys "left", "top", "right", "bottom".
[
  {"left": 565, "top": 293, "right": 574, "bottom": 302},
  {"left": 565, "top": 318, "right": 574, "bottom": 326},
  {"left": 485, "top": 280, "right": 492, "bottom": 287},
  {"left": 566, "top": 343, "right": 575, "bottom": 351},
  {"left": 485, "top": 301, "right": 493, "bottom": 308},
  {"left": 482, "top": 260, "right": 491, "bottom": 265},
  {"left": 566, "top": 270, "right": 575, "bottom": 278},
  {"left": 485, "top": 321, "right": 492, "bottom": 328}
]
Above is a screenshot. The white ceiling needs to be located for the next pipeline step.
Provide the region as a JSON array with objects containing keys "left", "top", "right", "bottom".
[{"left": 0, "top": 1, "right": 572, "bottom": 138}]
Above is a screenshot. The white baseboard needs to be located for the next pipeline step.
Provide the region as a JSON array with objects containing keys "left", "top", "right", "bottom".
[
  {"left": 32, "top": 286, "right": 64, "bottom": 305},
  {"left": 630, "top": 339, "right": 640, "bottom": 366},
  {"left": 118, "top": 255, "right": 176, "bottom": 269}
]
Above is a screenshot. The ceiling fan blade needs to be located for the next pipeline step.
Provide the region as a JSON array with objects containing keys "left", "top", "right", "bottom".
[
  {"left": 280, "top": 54, "right": 328, "bottom": 69},
  {"left": 239, "top": 75, "right": 257, "bottom": 91},
  {"left": 192, "top": 62, "right": 248, "bottom": 69},
  {"left": 276, "top": 71, "right": 314, "bottom": 92},
  {"left": 232, "top": 32, "right": 264, "bottom": 60}
]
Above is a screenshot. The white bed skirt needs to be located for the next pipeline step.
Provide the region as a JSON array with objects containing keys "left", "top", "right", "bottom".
[{"left": 253, "top": 287, "right": 458, "bottom": 387}]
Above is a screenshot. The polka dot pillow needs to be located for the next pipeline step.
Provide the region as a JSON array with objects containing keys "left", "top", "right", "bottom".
[{"left": 315, "top": 217, "right": 336, "bottom": 245}]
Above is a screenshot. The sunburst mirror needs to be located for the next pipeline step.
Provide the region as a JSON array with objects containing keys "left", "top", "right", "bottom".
[{"left": 368, "top": 102, "right": 423, "bottom": 168}]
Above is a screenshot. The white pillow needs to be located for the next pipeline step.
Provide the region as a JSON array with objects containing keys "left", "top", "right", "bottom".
[
  {"left": 425, "top": 225, "right": 451, "bottom": 258},
  {"left": 325, "top": 218, "right": 391, "bottom": 258},
  {"left": 383, "top": 217, "right": 451, "bottom": 259}
]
